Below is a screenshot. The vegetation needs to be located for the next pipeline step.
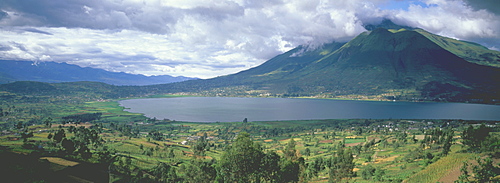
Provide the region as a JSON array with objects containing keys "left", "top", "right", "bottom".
[
  {"left": 1, "top": 90, "right": 499, "bottom": 182},
  {"left": 0, "top": 66, "right": 499, "bottom": 182}
]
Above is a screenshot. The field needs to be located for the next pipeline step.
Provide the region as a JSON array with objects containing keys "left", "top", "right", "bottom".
[{"left": 0, "top": 94, "right": 499, "bottom": 182}]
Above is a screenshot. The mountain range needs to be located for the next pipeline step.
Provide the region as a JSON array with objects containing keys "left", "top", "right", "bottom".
[
  {"left": 1, "top": 20, "right": 499, "bottom": 103},
  {"left": 0, "top": 60, "right": 197, "bottom": 86}
]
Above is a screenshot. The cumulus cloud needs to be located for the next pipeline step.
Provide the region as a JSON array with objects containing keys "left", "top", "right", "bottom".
[
  {"left": 0, "top": 0, "right": 499, "bottom": 78},
  {"left": 388, "top": 0, "right": 500, "bottom": 49}
]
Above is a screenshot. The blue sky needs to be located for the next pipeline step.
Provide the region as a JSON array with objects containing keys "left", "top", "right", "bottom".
[
  {"left": 380, "top": 0, "right": 433, "bottom": 10},
  {"left": 0, "top": 0, "right": 499, "bottom": 78}
]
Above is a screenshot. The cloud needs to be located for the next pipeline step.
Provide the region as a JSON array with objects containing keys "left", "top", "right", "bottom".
[
  {"left": 388, "top": 0, "right": 500, "bottom": 49},
  {"left": 463, "top": 0, "right": 500, "bottom": 15},
  {"left": 0, "top": 0, "right": 499, "bottom": 78},
  {"left": 22, "top": 28, "right": 53, "bottom": 35}
]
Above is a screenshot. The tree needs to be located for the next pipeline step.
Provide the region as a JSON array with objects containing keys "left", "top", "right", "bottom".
[
  {"left": 53, "top": 129, "right": 66, "bottom": 143},
  {"left": 260, "top": 151, "right": 281, "bottom": 182},
  {"left": 218, "top": 132, "right": 264, "bottom": 182},
  {"left": 168, "top": 148, "right": 175, "bottom": 159},
  {"left": 183, "top": 159, "right": 217, "bottom": 183},
  {"left": 373, "top": 167, "right": 386, "bottom": 182},
  {"left": 280, "top": 138, "right": 305, "bottom": 182},
  {"left": 462, "top": 124, "right": 495, "bottom": 152},
  {"left": 303, "top": 148, "right": 311, "bottom": 156},
  {"left": 61, "top": 138, "right": 76, "bottom": 154},
  {"left": 148, "top": 130, "right": 164, "bottom": 141},
  {"left": 151, "top": 162, "right": 179, "bottom": 182},
  {"left": 328, "top": 148, "right": 355, "bottom": 183},
  {"left": 280, "top": 157, "right": 305, "bottom": 183},
  {"left": 20, "top": 130, "right": 33, "bottom": 142},
  {"left": 441, "top": 130, "right": 453, "bottom": 156},
  {"left": 457, "top": 156, "right": 500, "bottom": 183},
  {"left": 44, "top": 117, "right": 52, "bottom": 127},
  {"left": 284, "top": 138, "right": 297, "bottom": 160},
  {"left": 193, "top": 133, "right": 208, "bottom": 156},
  {"left": 361, "top": 164, "right": 376, "bottom": 180}
]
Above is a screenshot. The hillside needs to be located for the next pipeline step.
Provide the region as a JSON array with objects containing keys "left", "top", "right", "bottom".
[
  {"left": 0, "top": 60, "right": 197, "bottom": 86},
  {"left": 164, "top": 27, "right": 500, "bottom": 103}
]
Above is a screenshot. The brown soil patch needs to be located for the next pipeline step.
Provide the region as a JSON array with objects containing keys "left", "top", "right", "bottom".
[
  {"left": 414, "top": 135, "right": 425, "bottom": 140},
  {"left": 40, "top": 157, "right": 79, "bottom": 167},
  {"left": 264, "top": 139, "right": 273, "bottom": 142},
  {"left": 345, "top": 142, "right": 363, "bottom": 147},
  {"left": 367, "top": 137, "right": 381, "bottom": 141},
  {"left": 374, "top": 155, "right": 398, "bottom": 163},
  {"left": 437, "top": 164, "right": 462, "bottom": 183},
  {"left": 319, "top": 140, "right": 333, "bottom": 143},
  {"left": 51, "top": 123, "right": 92, "bottom": 128}
]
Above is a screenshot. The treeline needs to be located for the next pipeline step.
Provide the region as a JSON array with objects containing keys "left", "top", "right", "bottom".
[{"left": 62, "top": 112, "right": 102, "bottom": 123}]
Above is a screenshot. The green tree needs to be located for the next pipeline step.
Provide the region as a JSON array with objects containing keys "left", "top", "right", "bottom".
[
  {"left": 373, "top": 167, "right": 386, "bottom": 182},
  {"left": 284, "top": 138, "right": 297, "bottom": 160},
  {"left": 280, "top": 138, "right": 305, "bottom": 182},
  {"left": 457, "top": 157, "right": 500, "bottom": 183},
  {"left": 328, "top": 148, "right": 355, "bottom": 183},
  {"left": 462, "top": 124, "right": 491, "bottom": 152},
  {"left": 168, "top": 148, "right": 175, "bottom": 159},
  {"left": 360, "top": 164, "right": 376, "bottom": 180},
  {"left": 61, "top": 138, "right": 76, "bottom": 154},
  {"left": 182, "top": 159, "right": 217, "bottom": 183},
  {"left": 441, "top": 129, "right": 453, "bottom": 156},
  {"left": 53, "top": 129, "right": 66, "bottom": 143},
  {"left": 260, "top": 151, "right": 281, "bottom": 182},
  {"left": 151, "top": 162, "right": 179, "bottom": 182},
  {"left": 20, "top": 130, "right": 33, "bottom": 142},
  {"left": 193, "top": 134, "right": 208, "bottom": 156},
  {"left": 218, "top": 132, "right": 264, "bottom": 182},
  {"left": 280, "top": 158, "right": 302, "bottom": 183},
  {"left": 303, "top": 148, "right": 311, "bottom": 156}
]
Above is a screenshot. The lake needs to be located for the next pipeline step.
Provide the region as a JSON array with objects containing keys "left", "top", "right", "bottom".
[{"left": 119, "top": 97, "right": 500, "bottom": 122}]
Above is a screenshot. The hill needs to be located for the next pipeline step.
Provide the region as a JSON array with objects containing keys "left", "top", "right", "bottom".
[
  {"left": 0, "top": 60, "right": 197, "bottom": 86},
  {"left": 164, "top": 26, "right": 500, "bottom": 103}
]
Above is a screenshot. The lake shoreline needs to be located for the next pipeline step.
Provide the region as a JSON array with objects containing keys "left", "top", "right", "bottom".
[{"left": 119, "top": 97, "right": 500, "bottom": 122}]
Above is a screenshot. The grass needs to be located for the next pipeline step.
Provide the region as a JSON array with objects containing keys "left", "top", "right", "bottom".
[{"left": 403, "top": 145, "right": 473, "bottom": 183}]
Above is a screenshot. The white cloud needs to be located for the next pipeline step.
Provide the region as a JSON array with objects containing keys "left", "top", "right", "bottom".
[{"left": 0, "top": 0, "right": 499, "bottom": 79}]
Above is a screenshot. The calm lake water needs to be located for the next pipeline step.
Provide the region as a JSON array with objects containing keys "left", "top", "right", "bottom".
[{"left": 119, "top": 97, "right": 500, "bottom": 122}]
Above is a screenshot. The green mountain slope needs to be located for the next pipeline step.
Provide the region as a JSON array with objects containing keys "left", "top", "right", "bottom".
[
  {"left": 166, "top": 27, "right": 500, "bottom": 103},
  {"left": 279, "top": 28, "right": 500, "bottom": 99},
  {"left": 416, "top": 29, "right": 500, "bottom": 68}
]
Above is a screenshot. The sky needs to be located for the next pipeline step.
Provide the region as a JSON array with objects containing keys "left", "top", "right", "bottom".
[{"left": 0, "top": 0, "right": 499, "bottom": 79}]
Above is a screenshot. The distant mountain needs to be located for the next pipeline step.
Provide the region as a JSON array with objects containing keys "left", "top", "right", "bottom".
[
  {"left": 166, "top": 25, "right": 500, "bottom": 103},
  {"left": 0, "top": 60, "right": 197, "bottom": 85}
]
